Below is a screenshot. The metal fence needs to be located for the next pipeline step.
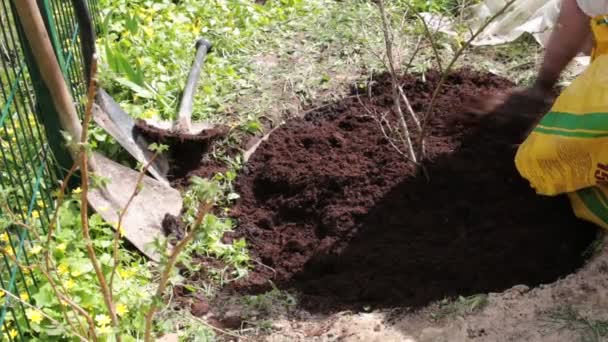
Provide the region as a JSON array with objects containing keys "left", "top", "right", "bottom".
[{"left": 0, "top": 0, "right": 98, "bottom": 339}]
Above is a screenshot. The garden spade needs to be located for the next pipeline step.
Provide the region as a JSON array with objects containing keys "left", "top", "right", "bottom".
[
  {"left": 72, "top": 0, "right": 225, "bottom": 183},
  {"left": 15, "top": 0, "right": 182, "bottom": 262},
  {"left": 71, "top": 0, "right": 172, "bottom": 185},
  {"left": 132, "top": 38, "right": 217, "bottom": 139}
]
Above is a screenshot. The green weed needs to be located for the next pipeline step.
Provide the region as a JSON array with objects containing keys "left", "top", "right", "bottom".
[
  {"left": 547, "top": 306, "right": 608, "bottom": 342},
  {"left": 431, "top": 294, "right": 489, "bottom": 320}
]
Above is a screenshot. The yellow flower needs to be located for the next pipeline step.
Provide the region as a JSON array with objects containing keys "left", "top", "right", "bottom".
[
  {"left": 4, "top": 248, "right": 14, "bottom": 257},
  {"left": 118, "top": 224, "right": 125, "bottom": 238},
  {"left": 190, "top": 24, "right": 200, "bottom": 34},
  {"left": 116, "top": 303, "right": 128, "bottom": 316},
  {"left": 0, "top": 233, "right": 9, "bottom": 243},
  {"left": 56, "top": 243, "right": 66, "bottom": 252},
  {"left": 118, "top": 268, "right": 134, "bottom": 279},
  {"left": 20, "top": 292, "right": 29, "bottom": 301},
  {"left": 57, "top": 263, "right": 69, "bottom": 275},
  {"left": 30, "top": 245, "right": 42, "bottom": 255},
  {"left": 0, "top": 291, "right": 5, "bottom": 298},
  {"left": 95, "top": 314, "right": 111, "bottom": 327},
  {"left": 11, "top": 137, "right": 16, "bottom": 143},
  {"left": 31, "top": 210, "right": 40, "bottom": 219},
  {"left": 26, "top": 309, "right": 43, "bottom": 324},
  {"left": 6, "top": 128, "right": 13, "bottom": 136},
  {"left": 97, "top": 325, "right": 112, "bottom": 334},
  {"left": 9, "top": 328, "right": 17, "bottom": 338},
  {"left": 65, "top": 279, "right": 75, "bottom": 290},
  {"left": 26, "top": 278, "right": 33, "bottom": 286},
  {"left": 141, "top": 108, "right": 156, "bottom": 119},
  {"left": 72, "top": 187, "right": 82, "bottom": 194},
  {"left": 60, "top": 299, "right": 68, "bottom": 307},
  {"left": 36, "top": 200, "right": 44, "bottom": 208}
]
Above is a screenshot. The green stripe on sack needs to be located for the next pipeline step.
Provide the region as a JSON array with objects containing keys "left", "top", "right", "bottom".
[
  {"left": 576, "top": 188, "right": 608, "bottom": 225},
  {"left": 539, "top": 112, "right": 608, "bottom": 132},
  {"left": 533, "top": 127, "right": 608, "bottom": 138}
]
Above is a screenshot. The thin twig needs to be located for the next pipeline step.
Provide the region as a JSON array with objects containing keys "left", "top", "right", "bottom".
[
  {"left": 109, "top": 152, "right": 159, "bottom": 290},
  {"left": 143, "top": 201, "right": 213, "bottom": 342},
  {"left": 0, "top": 288, "right": 89, "bottom": 342},
  {"left": 190, "top": 316, "right": 252, "bottom": 341},
  {"left": 42, "top": 164, "right": 86, "bottom": 336},
  {"left": 404, "top": 36, "right": 423, "bottom": 72},
  {"left": 405, "top": 4, "right": 443, "bottom": 73},
  {"left": 37, "top": 267, "right": 98, "bottom": 340},
  {"left": 375, "top": 0, "right": 417, "bottom": 163},
  {"left": 0, "top": 238, "right": 93, "bottom": 339},
  {"left": 398, "top": 86, "right": 421, "bottom": 131},
  {"left": 78, "top": 55, "right": 121, "bottom": 339},
  {"left": 4, "top": 163, "right": 91, "bottom": 337},
  {"left": 417, "top": 0, "right": 517, "bottom": 158},
  {"left": 375, "top": 112, "right": 408, "bottom": 158}
]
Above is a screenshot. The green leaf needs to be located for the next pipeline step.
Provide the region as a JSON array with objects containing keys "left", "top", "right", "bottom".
[
  {"left": 32, "top": 283, "right": 55, "bottom": 307},
  {"left": 99, "top": 253, "right": 113, "bottom": 266},
  {"left": 115, "top": 78, "right": 155, "bottom": 99},
  {"left": 69, "top": 259, "right": 95, "bottom": 275}
]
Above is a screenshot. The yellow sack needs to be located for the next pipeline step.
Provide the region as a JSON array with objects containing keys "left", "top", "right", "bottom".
[{"left": 515, "top": 16, "right": 608, "bottom": 229}]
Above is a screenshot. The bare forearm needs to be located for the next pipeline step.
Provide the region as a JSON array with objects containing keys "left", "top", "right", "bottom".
[{"left": 536, "top": 0, "right": 591, "bottom": 90}]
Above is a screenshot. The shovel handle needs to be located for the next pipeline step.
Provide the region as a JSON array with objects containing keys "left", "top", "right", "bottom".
[
  {"left": 14, "top": 0, "right": 84, "bottom": 153},
  {"left": 174, "top": 38, "right": 212, "bottom": 132}
]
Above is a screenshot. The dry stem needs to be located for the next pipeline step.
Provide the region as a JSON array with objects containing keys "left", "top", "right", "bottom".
[
  {"left": 375, "top": 0, "right": 418, "bottom": 163},
  {"left": 143, "top": 201, "right": 213, "bottom": 342},
  {"left": 109, "top": 152, "right": 160, "bottom": 290},
  {"left": 406, "top": 5, "right": 443, "bottom": 73},
  {"left": 417, "top": 0, "right": 517, "bottom": 158},
  {"left": 4, "top": 164, "right": 95, "bottom": 338},
  {"left": 190, "top": 315, "right": 252, "bottom": 341},
  {"left": 0, "top": 288, "right": 89, "bottom": 341},
  {"left": 41, "top": 164, "right": 88, "bottom": 336},
  {"left": 78, "top": 55, "right": 121, "bottom": 339}
]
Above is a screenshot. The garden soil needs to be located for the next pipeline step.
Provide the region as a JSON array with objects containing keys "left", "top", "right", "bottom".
[
  {"left": 225, "top": 69, "right": 598, "bottom": 313},
  {"left": 134, "top": 119, "right": 228, "bottom": 180}
]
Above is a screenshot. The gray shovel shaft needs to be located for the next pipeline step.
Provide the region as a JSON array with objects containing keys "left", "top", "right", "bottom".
[{"left": 175, "top": 38, "right": 211, "bottom": 131}]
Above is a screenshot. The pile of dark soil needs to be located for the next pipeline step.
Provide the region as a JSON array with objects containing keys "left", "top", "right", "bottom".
[{"left": 226, "top": 69, "right": 598, "bottom": 312}]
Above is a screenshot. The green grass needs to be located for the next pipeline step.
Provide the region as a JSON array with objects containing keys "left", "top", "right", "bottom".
[
  {"left": 431, "top": 294, "right": 489, "bottom": 320},
  {"left": 547, "top": 306, "right": 608, "bottom": 342}
]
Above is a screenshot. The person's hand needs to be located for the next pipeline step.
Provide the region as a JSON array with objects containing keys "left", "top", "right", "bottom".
[{"left": 465, "top": 85, "right": 554, "bottom": 117}]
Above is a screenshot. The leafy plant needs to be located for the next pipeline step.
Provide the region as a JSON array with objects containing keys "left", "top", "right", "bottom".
[{"left": 431, "top": 294, "right": 489, "bottom": 319}]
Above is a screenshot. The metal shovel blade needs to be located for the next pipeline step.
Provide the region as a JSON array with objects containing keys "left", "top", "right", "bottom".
[
  {"left": 93, "top": 89, "right": 171, "bottom": 185},
  {"left": 87, "top": 152, "right": 182, "bottom": 261}
]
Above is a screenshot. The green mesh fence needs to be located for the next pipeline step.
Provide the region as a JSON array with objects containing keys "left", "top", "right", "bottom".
[{"left": 0, "top": 0, "right": 97, "bottom": 339}]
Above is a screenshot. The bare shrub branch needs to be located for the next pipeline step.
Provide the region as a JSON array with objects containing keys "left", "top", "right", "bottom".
[{"left": 375, "top": 0, "right": 418, "bottom": 163}]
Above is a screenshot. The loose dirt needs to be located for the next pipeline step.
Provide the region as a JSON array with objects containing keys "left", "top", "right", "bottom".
[
  {"left": 226, "top": 69, "right": 598, "bottom": 312},
  {"left": 134, "top": 119, "right": 228, "bottom": 180}
]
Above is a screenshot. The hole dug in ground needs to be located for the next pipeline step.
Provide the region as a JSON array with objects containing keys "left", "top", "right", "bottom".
[{"left": 225, "top": 69, "right": 598, "bottom": 313}]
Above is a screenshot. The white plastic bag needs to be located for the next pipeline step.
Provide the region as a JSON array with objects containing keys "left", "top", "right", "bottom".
[{"left": 467, "top": 0, "right": 560, "bottom": 47}]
